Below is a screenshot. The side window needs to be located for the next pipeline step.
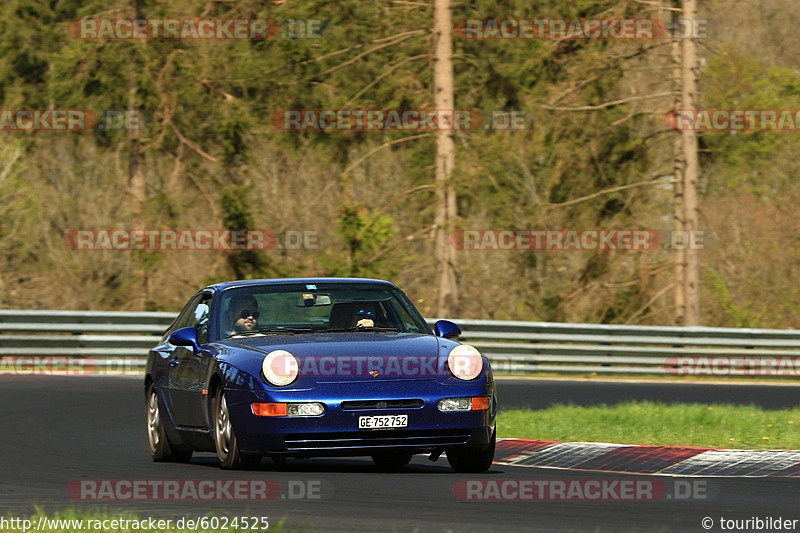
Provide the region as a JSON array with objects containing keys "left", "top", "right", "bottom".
[
  {"left": 191, "top": 294, "right": 212, "bottom": 345},
  {"left": 166, "top": 293, "right": 203, "bottom": 340}
]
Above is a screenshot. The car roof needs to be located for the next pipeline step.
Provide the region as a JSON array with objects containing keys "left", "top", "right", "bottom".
[{"left": 204, "top": 277, "right": 399, "bottom": 292}]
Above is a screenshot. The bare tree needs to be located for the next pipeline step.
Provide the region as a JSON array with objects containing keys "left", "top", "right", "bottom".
[
  {"left": 670, "top": 1, "right": 686, "bottom": 325},
  {"left": 129, "top": 0, "right": 148, "bottom": 307},
  {"left": 128, "top": 0, "right": 146, "bottom": 205},
  {"left": 681, "top": 0, "right": 701, "bottom": 325},
  {"left": 432, "top": 0, "right": 458, "bottom": 316}
]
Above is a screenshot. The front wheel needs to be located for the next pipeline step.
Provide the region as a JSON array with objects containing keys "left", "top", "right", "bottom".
[
  {"left": 146, "top": 384, "right": 192, "bottom": 462},
  {"left": 213, "top": 389, "right": 261, "bottom": 470},
  {"left": 446, "top": 430, "right": 495, "bottom": 473}
]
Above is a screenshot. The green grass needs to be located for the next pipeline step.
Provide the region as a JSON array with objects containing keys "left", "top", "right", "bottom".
[{"left": 498, "top": 402, "right": 800, "bottom": 449}]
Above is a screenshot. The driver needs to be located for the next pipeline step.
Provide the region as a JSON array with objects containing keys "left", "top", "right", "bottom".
[{"left": 227, "top": 294, "right": 260, "bottom": 335}]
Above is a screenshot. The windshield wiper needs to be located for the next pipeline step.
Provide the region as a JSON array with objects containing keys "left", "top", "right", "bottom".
[
  {"left": 263, "top": 327, "right": 316, "bottom": 333},
  {"left": 230, "top": 327, "right": 316, "bottom": 337},
  {"left": 324, "top": 326, "right": 400, "bottom": 333}
]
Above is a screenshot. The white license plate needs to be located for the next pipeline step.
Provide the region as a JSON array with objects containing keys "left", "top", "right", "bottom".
[{"left": 358, "top": 414, "right": 408, "bottom": 430}]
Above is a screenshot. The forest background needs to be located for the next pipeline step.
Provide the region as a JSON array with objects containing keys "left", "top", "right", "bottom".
[{"left": 1, "top": 0, "right": 798, "bottom": 328}]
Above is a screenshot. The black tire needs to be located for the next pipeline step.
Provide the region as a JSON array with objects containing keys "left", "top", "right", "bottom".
[
  {"left": 213, "top": 388, "right": 261, "bottom": 470},
  {"left": 446, "top": 430, "right": 495, "bottom": 473},
  {"left": 146, "top": 384, "right": 192, "bottom": 462},
  {"left": 370, "top": 450, "right": 413, "bottom": 471}
]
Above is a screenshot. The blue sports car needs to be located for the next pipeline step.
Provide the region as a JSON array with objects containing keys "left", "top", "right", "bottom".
[{"left": 145, "top": 278, "right": 497, "bottom": 471}]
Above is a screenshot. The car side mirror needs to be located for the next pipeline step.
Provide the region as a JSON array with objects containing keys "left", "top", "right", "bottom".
[
  {"left": 434, "top": 320, "right": 461, "bottom": 340},
  {"left": 168, "top": 326, "right": 209, "bottom": 355}
]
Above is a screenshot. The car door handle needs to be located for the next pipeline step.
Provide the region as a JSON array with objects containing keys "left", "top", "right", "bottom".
[{"left": 169, "top": 358, "right": 180, "bottom": 367}]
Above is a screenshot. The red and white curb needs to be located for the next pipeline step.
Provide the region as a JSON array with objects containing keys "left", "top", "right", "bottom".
[{"left": 495, "top": 438, "right": 800, "bottom": 478}]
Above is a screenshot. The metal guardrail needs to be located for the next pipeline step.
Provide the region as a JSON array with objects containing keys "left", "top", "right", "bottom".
[
  {"left": 446, "top": 319, "right": 800, "bottom": 375},
  {"left": 0, "top": 310, "right": 173, "bottom": 369},
  {"left": 1, "top": 310, "right": 800, "bottom": 375}
]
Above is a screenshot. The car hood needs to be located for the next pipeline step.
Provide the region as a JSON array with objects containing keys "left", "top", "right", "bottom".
[{"left": 215, "top": 332, "right": 456, "bottom": 387}]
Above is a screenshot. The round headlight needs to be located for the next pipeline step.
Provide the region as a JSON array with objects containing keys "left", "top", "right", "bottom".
[
  {"left": 262, "top": 350, "right": 298, "bottom": 386},
  {"left": 447, "top": 344, "right": 483, "bottom": 380}
]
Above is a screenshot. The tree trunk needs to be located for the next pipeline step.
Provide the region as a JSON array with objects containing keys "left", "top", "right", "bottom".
[
  {"left": 129, "top": 0, "right": 148, "bottom": 307},
  {"left": 681, "top": 0, "right": 700, "bottom": 325},
  {"left": 432, "top": 0, "right": 458, "bottom": 317},
  {"left": 128, "top": 62, "right": 145, "bottom": 202},
  {"left": 670, "top": 1, "right": 685, "bottom": 325},
  {"left": 128, "top": 0, "right": 146, "bottom": 205}
]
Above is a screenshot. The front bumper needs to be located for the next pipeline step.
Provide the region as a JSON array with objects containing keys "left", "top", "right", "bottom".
[{"left": 224, "top": 379, "right": 497, "bottom": 456}]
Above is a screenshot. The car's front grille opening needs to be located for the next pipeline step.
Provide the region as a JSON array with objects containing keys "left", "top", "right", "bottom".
[
  {"left": 284, "top": 428, "right": 471, "bottom": 450},
  {"left": 340, "top": 399, "right": 423, "bottom": 410}
]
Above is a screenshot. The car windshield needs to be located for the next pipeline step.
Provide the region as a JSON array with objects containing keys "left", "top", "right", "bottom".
[{"left": 219, "top": 282, "right": 429, "bottom": 337}]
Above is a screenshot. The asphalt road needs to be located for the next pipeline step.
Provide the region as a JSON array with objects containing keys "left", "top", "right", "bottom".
[{"left": 2, "top": 375, "right": 798, "bottom": 532}]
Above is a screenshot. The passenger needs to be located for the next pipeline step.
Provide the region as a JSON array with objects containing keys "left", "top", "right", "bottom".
[{"left": 328, "top": 302, "right": 377, "bottom": 329}]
